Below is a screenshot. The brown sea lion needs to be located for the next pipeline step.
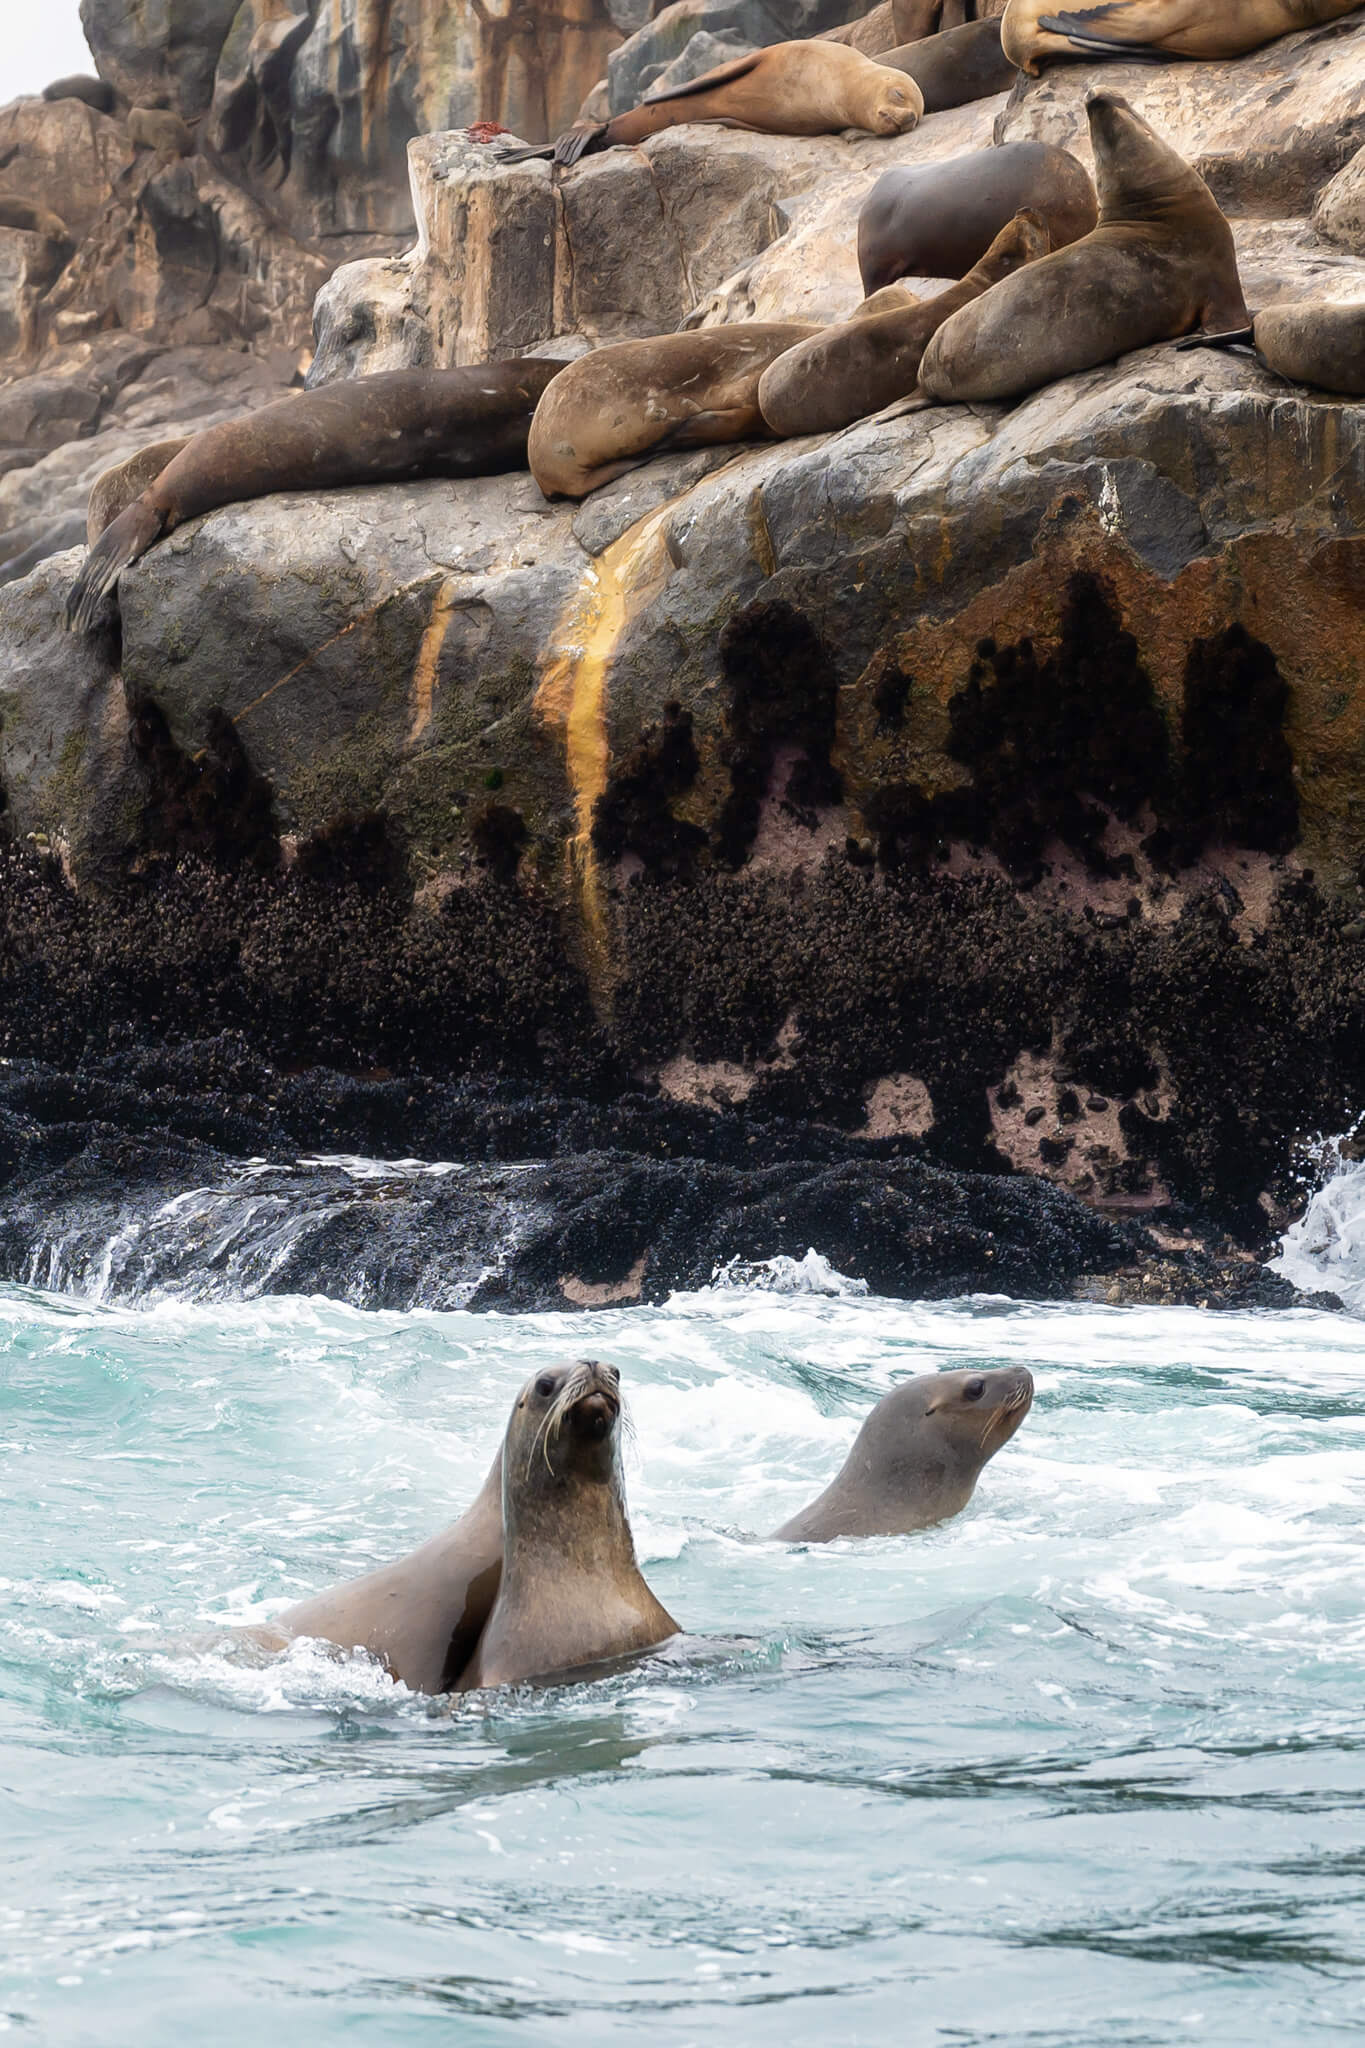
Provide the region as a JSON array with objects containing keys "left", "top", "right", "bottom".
[
  {"left": 772, "top": 1365, "right": 1034, "bottom": 1542},
  {"left": 759, "top": 209, "right": 1050, "bottom": 435},
  {"left": 457, "top": 1359, "right": 678, "bottom": 1692},
  {"left": 825, "top": 0, "right": 1008, "bottom": 53},
  {"left": 1192, "top": 300, "right": 1365, "bottom": 395},
  {"left": 127, "top": 106, "right": 195, "bottom": 157},
  {"left": 528, "top": 323, "right": 821, "bottom": 498},
  {"left": 884, "top": 17, "right": 1020, "bottom": 110},
  {"left": 857, "top": 140, "right": 1097, "bottom": 293},
  {"left": 498, "top": 43, "right": 923, "bottom": 167},
  {"left": 1002, "top": 0, "right": 1363, "bottom": 71},
  {"left": 86, "top": 437, "right": 192, "bottom": 543},
  {"left": 0, "top": 199, "right": 73, "bottom": 246},
  {"left": 256, "top": 1446, "right": 504, "bottom": 1694},
  {"left": 918, "top": 92, "right": 1248, "bottom": 403},
  {"left": 42, "top": 74, "right": 117, "bottom": 113},
  {"left": 65, "top": 360, "right": 565, "bottom": 632}
]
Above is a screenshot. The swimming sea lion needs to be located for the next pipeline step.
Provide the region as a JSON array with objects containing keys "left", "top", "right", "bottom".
[
  {"left": 1192, "top": 300, "right": 1365, "bottom": 395},
  {"left": 457, "top": 1359, "right": 678, "bottom": 1692},
  {"left": 65, "top": 360, "right": 565, "bottom": 631},
  {"left": 857, "top": 140, "right": 1097, "bottom": 293},
  {"left": 1001, "top": 0, "right": 1363, "bottom": 72},
  {"left": 498, "top": 43, "right": 923, "bottom": 166},
  {"left": 259, "top": 1446, "right": 504, "bottom": 1693},
  {"left": 86, "top": 436, "right": 192, "bottom": 542},
  {"left": 42, "top": 74, "right": 117, "bottom": 114},
  {"left": 759, "top": 209, "right": 1050, "bottom": 435},
  {"left": 528, "top": 322, "right": 821, "bottom": 498},
  {"left": 884, "top": 17, "right": 1021, "bottom": 110},
  {"left": 772, "top": 1365, "right": 1034, "bottom": 1542},
  {"left": 918, "top": 91, "right": 1248, "bottom": 403}
]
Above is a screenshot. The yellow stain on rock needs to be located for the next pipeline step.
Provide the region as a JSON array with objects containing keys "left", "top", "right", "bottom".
[
  {"left": 535, "top": 497, "right": 681, "bottom": 1001},
  {"left": 409, "top": 576, "right": 458, "bottom": 745}
]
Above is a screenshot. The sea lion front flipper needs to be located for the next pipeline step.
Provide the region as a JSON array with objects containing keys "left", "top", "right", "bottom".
[
  {"left": 64, "top": 499, "right": 168, "bottom": 634},
  {"left": 640, "top": 49, "right": 764, "bottom": 106},
  {"left": 1036, "top": 9, "right": 1187, "bottom": 59}
]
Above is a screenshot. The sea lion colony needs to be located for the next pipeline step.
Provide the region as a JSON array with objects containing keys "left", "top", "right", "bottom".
[{"left": 61, "top": 0, "right": 1364, "bottom": 618}]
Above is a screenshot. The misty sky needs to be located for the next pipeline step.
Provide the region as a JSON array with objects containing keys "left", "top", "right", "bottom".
[{"left": 1, "top": 5, "right": 98, "bottom": 109}]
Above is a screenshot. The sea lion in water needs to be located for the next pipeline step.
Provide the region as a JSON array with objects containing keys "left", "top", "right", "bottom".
[
  {"left": 457, "top": 1359, "right": 678, "bottom": 1692},
  {"left": 65, "top": 360, "right": 564, "bottom": 631},
  {"left": 857, "top": 140, "right": 1097, "bottom": 294},
  {"left": 528, "top": 323, "right": 820, "bottom": 498},
  {"left": 1002, "top": 0, "right": 1363, "bottom": 72},
  {"left": 86, "top": 437, "right": 192, "bottom": 542},
  {"left": 772, "top": 1365, "right": 1034, "bottom": 1542},
  {"left": 498, "top": 43, "right": 923, "bottom": 167},
  {"left": 256, "top": 1446, "right": 505, "bottom": 1693},
  {"left": 884, "top": 17, "right": 1021, "bottom": 110},
  {"left": 759, "top": 209, "right": 1050, "bottom": 435},
  {"left": 918, "top": 92, "right": 1248, "bottom": 403},
  {"left": 1192, "top": 299, "right": 1365, "bottom": 395}
]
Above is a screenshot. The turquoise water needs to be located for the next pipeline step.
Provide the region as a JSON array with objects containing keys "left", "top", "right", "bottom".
[{"left": 3, "top": 1279, "right": 1365, "bottom": 2045}]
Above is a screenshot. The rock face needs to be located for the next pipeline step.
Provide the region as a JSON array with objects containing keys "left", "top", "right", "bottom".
[{"left": 4, "top": 15, "right": 1365, "bottom": 1277}]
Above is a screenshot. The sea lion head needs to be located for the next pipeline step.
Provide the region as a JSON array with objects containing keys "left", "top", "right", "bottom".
[
  {"left": 882, "top": 1364, "right": 1035, "bottom": 1483},
  {"left": 868, "top": 72, "right": 925, "bottom": 135},
  {"left": 1085, "top": 90, "right": 1208, "bottom": 225},
  {"left": 505, "top": 1357, "right": 625, "bottom": 1505}
]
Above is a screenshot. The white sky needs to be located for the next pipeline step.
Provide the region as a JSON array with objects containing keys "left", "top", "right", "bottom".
[{"left": 1, "top": 4, "right": 98, "bottom": 109}]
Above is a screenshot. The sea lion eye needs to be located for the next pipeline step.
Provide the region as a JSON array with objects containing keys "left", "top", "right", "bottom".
[
  {"left": 536, "top": 1373, "right": 557, "bottom": 1398},
  {"left": 964, "top": 1377, "right": 986, "bottom": 1402}
]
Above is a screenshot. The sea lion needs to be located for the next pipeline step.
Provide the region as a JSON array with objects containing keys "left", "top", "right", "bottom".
[
  {"left": 0, "top": 199, "right": 73, "bottom": 246},
  {"left": 772, "top": 1365, "right": 1034, "bottom": 1542},
  {"left": 1001, "top": 0, "right": 1363, "bottom": 72},
  {"left": 457, "top": 1359, "right": 678, "bottom": 1692},
  {"left": 857, "top": 140, "right": 1097, "bottom": 293},
  {"left": 825, "top": 0, "right": 1009, "bottom": 53},
  {"left": 884, "top": 17, "right": 1021, "bottom": 110},
  {"left": 257, "top": 1445, "right": 504, "bottom": 1693},
  {"left": 918, "top": 91, "right": 1248, "bottom": 403},
  {"left": 1192, "top": 300, "right": 1365, "bottom": 395},
  {"left": 86, "top": 436, "right": 192, "bottom": 542},
  {"left": 759, "top": 209, "right": 1050, "bottom": 435},
  {"left": 528, "top": 323, "right": 821, "bottom": 498},
  {"left": 498, "top": 43, "right": 923, "bottom": 166},
  {"left": 127, "top": 106, "right": 195, "bottom": 157},
  {"left": 42, "top": 74, "right": 117, "bottom": 114},
  {"left": 65, "top": 359, "right": 565, "bottom": 631}
]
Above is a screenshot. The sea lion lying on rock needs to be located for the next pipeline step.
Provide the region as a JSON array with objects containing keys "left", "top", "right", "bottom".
[
  {"left": 456, "top": 1359, "right": 678, "bottom": 1692},
  {"left": 857, "top": 140, "right": 1097, "bottom": 293},
  {"left": 497, "top": 42, "right": 923, "bottom": 167},
  {"left": 528, "top": 323, "right": 820, "bottom": 497},
  {"left": 758, "top": 209, "right": 1051, "bottom": 435},
  {"left": 773, "top": 1366, "right": 1035, "bottom": 1541},
  {"left": 1191, "top": 300, "right": 1365, "bottom": 394},
  {"left": 884, "top": 17, "right": 1021, "bottom": 109},
  {"left": 65, "top": 360, "right": 565, "bottom": 630},
  {"left": 918, "top": 91, "right": 1248, "bottom": 403},
  {"left": 1001, "top": 0, "right": 1363, "bottom": 72}
]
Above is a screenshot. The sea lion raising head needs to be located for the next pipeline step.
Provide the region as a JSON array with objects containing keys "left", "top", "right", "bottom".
[
  {"left": 773, "top": 1365, "right": 1035, "bottom": 1542},
  {"left": 1001, "top": 0, "right": 1362, "bottom": 74},
  {"left": 917, "top": 91, "right": 1248, "bottom": 404},
  {"left": 499, "top": 42, "right": 923, "bottom": 167},
  {"left": 458, "top": 1359, "right": 678, "bottom": 1691}
]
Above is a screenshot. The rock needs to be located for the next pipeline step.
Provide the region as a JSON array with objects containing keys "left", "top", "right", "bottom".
[{"left": 1315, "top": 137, "right": 1365, "bottom": 253}]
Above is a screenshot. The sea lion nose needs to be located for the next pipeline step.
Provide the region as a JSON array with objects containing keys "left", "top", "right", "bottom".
[{"left": 574, "top": 1390, "right": 615, "bottom": 1438}]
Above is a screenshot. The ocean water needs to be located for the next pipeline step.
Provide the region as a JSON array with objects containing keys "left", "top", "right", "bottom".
[{"left": 3, "top": 1253, "right": 1365, "bottom": 2044}]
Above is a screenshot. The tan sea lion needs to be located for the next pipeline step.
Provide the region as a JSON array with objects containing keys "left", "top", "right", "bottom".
[
  {"left": 1192, "top": 300, "right": 1365, "bottom": 394},
  {"left": 1001, "top": 0, "right": 1363, "bottom": 72},
  {"left": 857, "top": 140, "right": 1096, "bottom": 294},
  {"left": 759, "top": 209, "right": 1050, "bottom": 435},
  {"left": 528, "top": 323, "right": 821, "bottom": 498},
  {"left": 127, "top": 106, "right": 195, "bottom": 157},
  {"left": 65, "top": 360, "right": 565, "bottom": 631},
  {"left": 918, "top": 92, "right": 1248, "bottom": 403},
  {"left": 256, "top": 1446, "right": 504, "bottom": 1693},
  {"left": 884, "top": 17, "right": 1021, "bottom": 110},
  {"left": 772, "top": 1365, "right": 1034, "bottom": 1542},
  {"left": 86, "top": 436, "right": 192, "bottom": 542},
  {"left": 498, "top": 42, "right": 923, "bottom": 167},
  {"left": 457, "top": 1359, "right": 678, "bottom": 1692}
]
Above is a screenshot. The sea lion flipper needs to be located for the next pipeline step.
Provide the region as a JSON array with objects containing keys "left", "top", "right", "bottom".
[
  {"left": 640, "top": 49, "right": 763, "bottom": 106},
  {"left": 554, "top": 123, "right": 607, "bottom": 166},
  {"left": 1174, "top": 326, "right": 1256, "bottom": 353},
  {"left": 1036, "top": 9, "right": 1186, "bottom": 59},
  {"left": 493, "top": 140, "right": 556, "bottom": 164},
  {"left": 64, "top": 500, "right": 166, "bottom": 634}
]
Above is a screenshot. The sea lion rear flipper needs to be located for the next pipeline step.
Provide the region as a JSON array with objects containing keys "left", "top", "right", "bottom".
[
  {"left": 493, "top": 139, "right": 557, "bottom": 163},
  {"left": 64, "top": 500, "right": 167, "bottom": 634},
  {"left": 1175, "top": 327, "right": 1256, "bottom": 353},
  {"left": 640, "top": 50, "right": 763, "bottom": 106},
  {"left": 1037, "top": 10, "right": 1186, "bottom": 60},
  {"left": 554, "top": 122, "right": 608, "bottom": 166}
]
